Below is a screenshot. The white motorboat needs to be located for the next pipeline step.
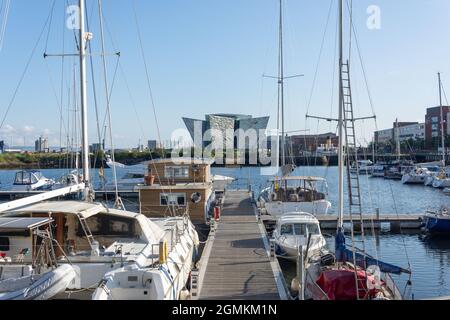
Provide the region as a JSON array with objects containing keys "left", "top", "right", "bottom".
[
  {"left": 211, "top": 174, "right": 235, "bottom": 192},
  {"left": 273, "top": 212, "right": 327, "bottom": 261},
  {"left": 258, "top": 176, "right": 331, "bottom": 217},
  {"left": 104, "top": 171, "right": 145, "bottom": 192},
  {"left": 371, "top": 164, "right": 386, "bottom": 178},
  {"left": 52, "top": 171, "right": 81, "bottom": 190},
  {"left": 92, "top": 216, "right": 199, "bottom": 300},
  {"left": 350, "top": 160, "right": 373, "bottom": 175},
  {"left": 11, "top": 170, "right": 55, "bottom": 192},
  {"left": 401, "top": 167, "right": 431, "bottom": 184},
  {"left": 0, "top": 217, "right": 76, "bottom": 300}
]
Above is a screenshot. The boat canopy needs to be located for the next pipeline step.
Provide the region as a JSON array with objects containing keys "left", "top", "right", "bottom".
[
  {"left": 0, "top": 217, "right": 53, "bottom": 231},
  {"left": 5, "top": 201, "right": 166, "bottom": 245},
  {"left": 14, "top": 171, "right": 43, "bottom": 185}
]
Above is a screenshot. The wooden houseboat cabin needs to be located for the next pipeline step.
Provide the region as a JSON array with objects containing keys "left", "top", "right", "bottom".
[{"left": 138, "top": 158, "right": 216, "bottom": 225}]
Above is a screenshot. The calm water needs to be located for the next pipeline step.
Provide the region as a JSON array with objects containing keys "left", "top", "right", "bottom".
[
  {"left": 1, "top": 166, "right": 450, "bottom": 299},
  {"left": 213, "top": 166, "right": 450, "bottom": 299}
]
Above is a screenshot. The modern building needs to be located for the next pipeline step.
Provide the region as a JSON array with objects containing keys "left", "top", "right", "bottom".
[
  {"left": 183, "top": 114, "right": 270, "bottom": 150},
  {"left": 425, "top": 106, "right": 450, "bottom": 149},
  {"left": 375, "top": 122, "right": 425, "bottom": 145},
  {"left": 289, "top": 133, "right": 339, "bottom": 155},
  {"left": 35, "top": 136, "right": 49, "bottom": 153},
  {"left": 148, "top": 140, "right": 158, "bottom": 151},
  {"left": 374, "top": 128, "right": 394, "bottom": 145}
]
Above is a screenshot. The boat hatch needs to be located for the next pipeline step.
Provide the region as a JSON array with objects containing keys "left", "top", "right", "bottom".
[{"left": 0, "top": 217, "right": 53, "bottom": 231}]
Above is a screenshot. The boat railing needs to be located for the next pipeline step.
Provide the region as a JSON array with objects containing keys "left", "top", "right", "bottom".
[
  {"left": 305, "top": 271, "right": 329, "bottom": 300},
  {"left": 385, "top": 273, "right": 404, "bottom": 300}
]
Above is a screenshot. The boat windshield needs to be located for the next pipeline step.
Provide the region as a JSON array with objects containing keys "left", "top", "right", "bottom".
[{"left": 281, "top": 223, "right": 320, "bottom": 236}]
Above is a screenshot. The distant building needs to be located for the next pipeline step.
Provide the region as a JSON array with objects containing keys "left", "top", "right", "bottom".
[
  {"left": 35, "top": 136, "right": 49, "bottom": 153},
  {"left": 397, "top": 123, "right": 425, "bottom": 142},
  {"left": 289, "top": 133, "right": 339, "bottom": 155},
  {"left": 425, "top": 106, "right": 450, "bottom": 149},
  {"left": 374, "top": 128, "right": 394, "bottom": 145},
  {"left": 183, "top": 114, "right": 270, "bottom": 150},
  {"left": 148, "top": 140, "right": 158, "bottom": 151},
  {"left": 90, "top": 143, "right": 103, "bottom": 153},
  {"left": 375, "top": 122, "right": 425, "bottom": 145}
]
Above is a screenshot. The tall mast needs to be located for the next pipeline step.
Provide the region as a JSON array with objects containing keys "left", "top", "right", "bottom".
[
  {"left": 279, "top": 0, "right": 286, "bottom": 167},
  {"left": 79, "top": 0, "right": 91, "bottom": 199},
  {"left": 395, "top": 118, "right": 401, "bottom": 161},
  {"left": 438, "top": 72, "right": 446, "bottom": 166},
  {"left": 337, "top": 0, "right": 344, "bottom": 229}
]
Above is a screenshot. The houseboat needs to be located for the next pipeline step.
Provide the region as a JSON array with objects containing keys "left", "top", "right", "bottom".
[{"left": 138, "top": 158, "right": 216, "bottom": 226}]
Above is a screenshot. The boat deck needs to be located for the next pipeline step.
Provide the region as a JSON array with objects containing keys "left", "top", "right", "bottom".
[{"left": 198, "top": 190, "right": 286, "bottom": 300}]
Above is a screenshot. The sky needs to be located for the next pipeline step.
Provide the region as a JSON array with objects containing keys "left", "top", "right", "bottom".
[{"left": 1, "top": 0, "right": 450, "bottom": 148}]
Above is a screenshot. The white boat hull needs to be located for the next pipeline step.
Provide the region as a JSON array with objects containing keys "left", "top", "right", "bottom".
[
  {"left": 433, "top": 179, "right": 450, "bottom": 189},
  {"left": 263, "top": 200, "right": 331, "bottom": 217},
  {"left": 401, "top": 174, "right": 428, "bottom": 184},
  {"left": 0, "top": 264, "right": 76, "bottom": 300}
]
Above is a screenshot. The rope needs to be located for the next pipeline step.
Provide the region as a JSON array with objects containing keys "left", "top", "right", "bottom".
[
  {"left": 0, "top": 0, "right": 10, "bottom": 53},
  {"left": 0, "top": 0, "right": 56, "bottom": 132}
]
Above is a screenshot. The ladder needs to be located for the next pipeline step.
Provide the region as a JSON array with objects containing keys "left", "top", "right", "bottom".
[
  {"left": 341, "top": 61, "right": 369, "bottom": 300},
  {"left": 190, "top": 269, "right": 200, "bottom": 299},
  {"left": 77, "top": 214, "right": 95, "bottom": 249}
]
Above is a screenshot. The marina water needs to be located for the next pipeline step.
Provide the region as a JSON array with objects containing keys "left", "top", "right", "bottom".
[{"left": 1, "top": 166, "right": 449, "bottom": 299}]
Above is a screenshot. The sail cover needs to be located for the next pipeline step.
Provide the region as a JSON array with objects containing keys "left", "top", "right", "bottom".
[{"left": 341, "top": 248, "right": 411, "bottom": 275}]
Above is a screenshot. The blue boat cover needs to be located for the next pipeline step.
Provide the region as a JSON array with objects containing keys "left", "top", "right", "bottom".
[{"left": 335, "top": 228, "right": 410, "bottom": 275}]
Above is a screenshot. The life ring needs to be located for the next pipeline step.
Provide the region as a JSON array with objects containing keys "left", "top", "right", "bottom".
[
  {"left": 191, "top": 192, "right": 202, "bottom": 204},
  {"left": 270, "top": 192, "right": 278, "bottom": 201}
]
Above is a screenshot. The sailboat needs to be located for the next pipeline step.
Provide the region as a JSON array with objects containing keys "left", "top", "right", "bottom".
[
  {"left": 302, "top": 0, "right": 411, "bottom": 300},
  {"left": 258, "top": 0, "right": 331, "bottom": 218},
  {"left": 0, "top": 0, "right": 199, "bottom": 300}
]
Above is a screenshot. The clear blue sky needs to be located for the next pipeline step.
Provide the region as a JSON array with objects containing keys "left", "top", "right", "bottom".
[{"left": 1, "top": 0, "right": 450, "bottom": 148}]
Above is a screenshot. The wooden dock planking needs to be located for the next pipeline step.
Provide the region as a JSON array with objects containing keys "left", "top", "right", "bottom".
[{"left": 199, "top": 191, "right": 283, "bottom": 300}]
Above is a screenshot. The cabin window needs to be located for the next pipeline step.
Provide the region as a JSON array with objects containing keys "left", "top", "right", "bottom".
[
  {"left": 160, "top": 193, "right": 186, "bottom": 206},
  {"left": 294, "top": 223, "right": 320, "bottom": 236},
  {"left": 280, "top": 224, "right": 293, "bottom": 235},
  {"left": 76, "top": 216, "right": 135, "bottom": 238},
  {"left": 164, "top": 166, "right": 189, "bottom": 179},
  {"left": 0, "top": 237, "right": 10, "bottom": 251}
]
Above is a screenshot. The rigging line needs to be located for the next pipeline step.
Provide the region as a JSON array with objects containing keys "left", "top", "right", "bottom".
[
  {"left": 0, "top": 0, "right": 56, "bottom": 132},
  {"left": 0, "top": 0, "right": 10, "bottom": 53},
  {"left": 346, "top": 1, "right": 376, "bottom": 120},
  {"left": 99, "top": 12, "right": 147, "bottom": 139},
  {"left": 85, "top": 1, "right": 105, "bottom": 172},
  {"left": 98, "top": 0, "right": 121, "bottom": 207},
  {"left": 101, "top": 5, "right": 177, "bottom": 214},
  {"left": 44, "top": 0, "right": 56, "bottom": 53},
  {"left": 305, "top": 0, "right": 334, "bottom": 116},
  {"left": 59, "top": 3, "right": 67, "bottom": 169},
  {"left": 44, "top": 61, "right": 68, "bottom": 136},
  {"left": 132, "top": 0, "right": 162, "bottom": 147},
  {"left": 347, "top": 0, "right": 353, "bottom": 63}
]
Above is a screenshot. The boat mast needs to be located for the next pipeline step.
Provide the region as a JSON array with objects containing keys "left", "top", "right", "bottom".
[
  {"left": 279, "top": 0, "right": 286, "bottom": 167},
  {"left": 395, "top": 118, "right": 401, "bottom": 161},
  {"left": 438, "top": 72, "right": 446, "bottom": 166},
  {"left": 79, "top": 0, "right": 91, "bottom": 199},
  {"left": 337, "top": 0, "right": 344, "bottom": 229}
]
